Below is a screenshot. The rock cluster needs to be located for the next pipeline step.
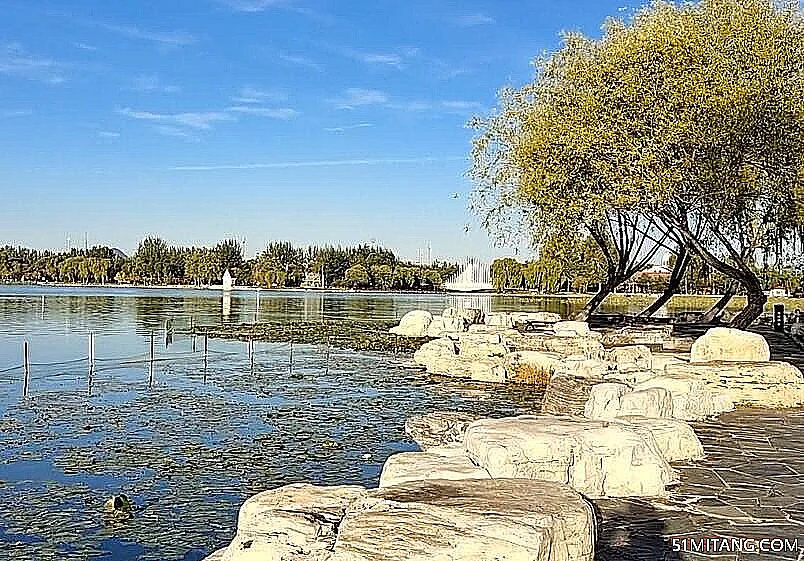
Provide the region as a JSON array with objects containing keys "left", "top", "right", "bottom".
[
  {"left": 394, "top": 308, "right": 804, "bottom": 418},
  {"left": 205, "top": 478, "right": 596, "bottom": 561}
]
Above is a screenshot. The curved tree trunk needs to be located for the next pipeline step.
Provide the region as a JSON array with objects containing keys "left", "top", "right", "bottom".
[
  {"left": 697, "top": 282, "right": 737, "bottom": 324},
  {"left": 575, "top": 276, "right": 615, "bottom": 320},
  {"left": 730, "top": 275, "right": 767, "bottom": 329},
  {"left": 638, "top": 245, "right": 691, "bottom": 317}
]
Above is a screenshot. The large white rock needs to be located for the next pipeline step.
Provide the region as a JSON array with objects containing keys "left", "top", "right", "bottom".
[
  {"left": 210, "top": 479, "right": 596, "bottom": 561},
  {"left": 584, "top": 383, "right": 631, "bottom": 420},
  {"left": 665, "top": 361, "right": 804, "bottom": 408},
  {"left": 601, "top": 325, "right": 674, "bottom": 347},
  {"left": 617, "top": 416, "right": 705, "bottom": 462},
  {"left": 390, "top": 310, "right": 433, "bottom": 337},
  {"left": 213, "top": 483, "right": 367, "bottom": 561},
  {"left": 404, "top": 412, "right": 479, "bottom": 450},
  {"left": 511, "top": 311, "right": 563, "bottom": 327},
  {"left": 604, "top": 370, "right": 658, "bottom": 386},
  {"left": 635, "top": 372, "right": 734, "bottom": 421},
  {"left": 425, "top": 315, "right": 446, "bottom": 338},
  {"left": 335, "top": 479, "right": 595, "bottom": 561},
  {"left": 379, "top": 452, "right": 488, "bottom": 487},
  {"left": 443, "top": 306, "right": 484, "bottom": 327},
  {"left": 413, "top": 338, "right": 457, "bottom": 372},
  {"left": 505, "top": 332, "right": 606, "bottom": 360},
  {"left": 650, "top": 353, "right": 688, "bottom": 372},
  {"left": 463, "top": 415, "right": 677, "bottom": 498},
  {"left": 690, "top": 327, "right": 770, "bottom": 363},
  {"left": 618, "top": 387, "right": 674, "bottom": 418},
  {"left": 557, "top": 355, "right": 610, "bottom": 379},
  {"left": 607, "top": 345, "right": 652, "bottom": 371},
  {"left": 484, "top": 311, "right": 515, "bottom": 328},
  {"left": 553, "top": 320, "right": 591, "bottom": 337}
]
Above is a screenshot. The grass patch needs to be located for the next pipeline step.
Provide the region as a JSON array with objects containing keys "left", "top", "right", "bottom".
[{"left": 508, "top": 364, "right": 553, "bottom": 387}]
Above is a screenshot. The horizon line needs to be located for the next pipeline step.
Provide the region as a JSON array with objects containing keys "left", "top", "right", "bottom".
[{"left": 170, "top": 156, "right": 467, "bottom": 171}]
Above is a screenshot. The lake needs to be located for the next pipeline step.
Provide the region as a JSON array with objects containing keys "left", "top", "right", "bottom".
[{"left": 0, "top": 286, "right": 601, "bottom": 561}]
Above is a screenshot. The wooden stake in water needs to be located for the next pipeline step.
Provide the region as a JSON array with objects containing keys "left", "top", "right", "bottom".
[
  {"left": 203, "top": 333, "right": 208, "bottom": 366},
  {"left": 23, "top": 341, "right": 30, "bottom": 397},
  {"left": 325, "top": 335, "right": 330, "bottom": 375},
  {"left": 41, "top": 295, "right": 45, "bottom": 319},
  {"left": 149, "top": 333, "right": 155, "bottom": 387},
  {"left": 289, "top": 324, "right": 294, "bottom": 375}
]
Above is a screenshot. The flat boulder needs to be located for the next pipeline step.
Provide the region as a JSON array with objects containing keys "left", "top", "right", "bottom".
[
  {"left": 690, "top": 327, "right": 770, "bottom": 363},
  {"left": 335, "top": 479, "right": 595, "bottom": 561},
  {"left": 616, "top": 416, "right": 705, "bottom": 462},
  {"left": 553, "top": 320, "right": 591, "bottom": 337},
  {"left": 635, "top": 372, "right": 735, "bottom": 421},
  {"left": 618, "top": 387, "right": 674, "bottom": 418},
  {"left": 505, "top": 332, "right": 605, "bottom": 360},
  {"left": 212, "top": 483, "right": 367, "bottom": 561},
  {"left": 557, "top": 355, "right": 610, "bottom": 379},
  {"left": 379, "top": 452, "right": 488, "bottom": 487},
  {"left": 584, "top": 383, "right": 631, "bottom": 420},
  {"left": 607, "top": 345, "right": 652, "bottom": 371},
  {"left": 464, "top": 415, "right": 677, "bottom": 498},
  {"left": 404, "top": 411, "right": 479, "bottom": 450},
  {"left": 665, "top": 361, "right": 804, "bottom": 409},
  {"left": 390, "top": 310, "right": 433, "bottom": 337},
  {"left": 541, "top": 374, "right": 599, "bottom": 416}
]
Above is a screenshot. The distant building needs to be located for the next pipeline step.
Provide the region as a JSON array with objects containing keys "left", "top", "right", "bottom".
[
  {"left": 768, "top": 287, "right": 788, "bottom": 298},
  {"left": 222, "top": 269, "right": 235, "bottom": 291},
  {"left": 640, "top": 264, "right": 673, "bottom": 277},
  {"left": 301, "top": 270, "right": 324, "bottom": 289}
]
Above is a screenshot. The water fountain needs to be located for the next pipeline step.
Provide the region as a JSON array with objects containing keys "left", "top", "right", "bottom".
[{"left": 443, "top": 258, "right": 494, "bottom": 292}]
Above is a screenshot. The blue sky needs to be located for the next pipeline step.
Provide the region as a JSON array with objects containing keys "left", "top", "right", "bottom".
[{"left": 0, "top": 0, "right": 636, "bottom": 262}]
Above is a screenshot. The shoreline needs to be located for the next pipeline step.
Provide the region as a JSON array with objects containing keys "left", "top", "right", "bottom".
[{"left": 2, "top": 282, "right": 803, "bottom": 312}]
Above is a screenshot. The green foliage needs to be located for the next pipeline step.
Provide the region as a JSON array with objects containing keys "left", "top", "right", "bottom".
[{"left": 471, "top": 0, "right": 804, "bottom": 325}]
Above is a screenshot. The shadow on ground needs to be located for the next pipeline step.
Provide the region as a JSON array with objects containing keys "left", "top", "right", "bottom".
[{"left": 593, "top": 498, "right": 682, "bottom": 561}]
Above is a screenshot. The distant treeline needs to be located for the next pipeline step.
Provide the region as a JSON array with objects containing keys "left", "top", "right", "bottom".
[{"left": 0, "top": 238, "right": 459, "bottom": 291}]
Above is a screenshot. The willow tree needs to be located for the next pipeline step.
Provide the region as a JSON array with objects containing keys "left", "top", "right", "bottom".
[{"left": 470, "top": 0, "right": 804, "bottom": 328}]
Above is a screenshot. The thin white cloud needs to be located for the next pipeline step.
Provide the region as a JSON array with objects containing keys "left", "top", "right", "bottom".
[
  {"left": 130, "top": 74, "right": 181, "bottom": 94},
  {"left": 98, "top": 131, "right": 120, "bottom": 138},
  {"left": 441, "top": 100, "right": 483, "bottom": 111},
  {"left": 117, "top": 107, "right": 235, "bottom": 130},
  {"left": 455, "top": 13, "right": 495, "bottom": 26},
  {"left": 219, "top": 0, "right": 288, "bottom": 12},
  {"left": 320, "top": 42, "right": 419, "bottom": 70},
  {"left": 171, "top": 156, "right": 466, "bottom": 171},
  {"left": 97, "top": 22, "right": 196, "bottom": 46},
  {"left": 155, "top": 126, "right": 200, "bottom": 141},
  {"left": 328, "top": 90, "right": 482, "bottom": 114},
  {"left": 0, "top": 43, "right": 67, "bottom": 84},
  {"left": 0, "top": 109, "right": 32, "bottom": 118},
  {"left": 226, "top": 106, "right": 299, "bottom": 119},
  {"left": 328, "top": 88, "right": 389, "bottom": 109},
  {"left": 231, "top": 86, "right": 287, "bottom": 104},
  {"left": 74, "top": 42, "right": 97, "bottom": 51},
  {"left": 279, "top": 52, "right": 323, "bottom": 72},
  {"left": 324, "top": 122, "right": 374, "bottom": 133}
]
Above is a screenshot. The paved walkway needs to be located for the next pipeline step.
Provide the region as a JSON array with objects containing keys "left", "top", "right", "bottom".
[{"left": 594, "top": 325, "right": 804, "bottom": 561}]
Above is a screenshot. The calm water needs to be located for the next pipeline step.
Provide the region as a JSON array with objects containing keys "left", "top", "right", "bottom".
[{"left": 0, "top": 286, "right": 599, "bottom": 561}]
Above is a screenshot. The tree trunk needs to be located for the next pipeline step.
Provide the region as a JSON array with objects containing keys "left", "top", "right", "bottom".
[
  {"left": 575, "top": 278, "right": 614, "bottom": 320},
  {"left": 638, "top": 245, "right": 691, "bottom": 317},
  {"left": 697, "top": 282, "right": 737, "bottom": 324},
  {"left": 730, "top": 275, "right": 767, "bottom": 330}
]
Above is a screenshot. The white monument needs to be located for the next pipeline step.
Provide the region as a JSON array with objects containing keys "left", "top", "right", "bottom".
[{"left": 222, "top": 269, "right": 235, "bottom": 291}]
